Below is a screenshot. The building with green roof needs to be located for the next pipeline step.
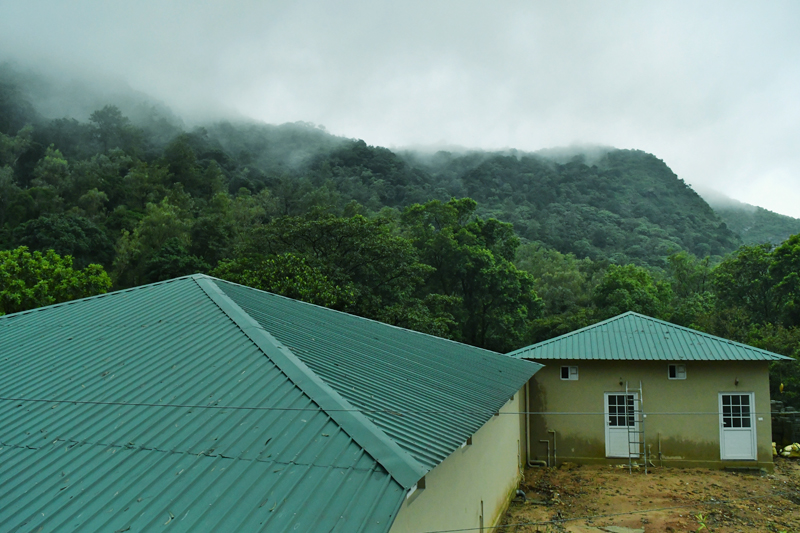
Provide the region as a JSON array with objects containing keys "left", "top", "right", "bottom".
[
  {"left": 0, "top": 274, "right": 541, "bottom": 533},
  {"left": 509, "top": 311, "right": 791, "bottom": 470}
]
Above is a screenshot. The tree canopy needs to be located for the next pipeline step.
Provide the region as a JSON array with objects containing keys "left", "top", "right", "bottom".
[
  {"left": 3, "top": 66, "right": 800, "bottom": 406},
  {"left": 0, "top": 246, "right": 111, "bottom": 315}
]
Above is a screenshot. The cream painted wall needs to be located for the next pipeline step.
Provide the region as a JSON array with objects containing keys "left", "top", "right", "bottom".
[
  {"left": 527, "top": 360, "right": 773, "bottom": 469},
  {"left": 389, "top": 390, "right": 524, "bottom": 533}
]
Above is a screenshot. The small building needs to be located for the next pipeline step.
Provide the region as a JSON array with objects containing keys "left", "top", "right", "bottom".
[
  {"left": 0, "top": 274, "right": 541, "bottom": 533},
  {"left": 509, "top": 312, "right": 790, "bottom": 470}
]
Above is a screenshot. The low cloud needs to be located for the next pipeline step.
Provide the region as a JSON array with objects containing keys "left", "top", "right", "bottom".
[{"left": 1, "top": 0, "right": 798, "bottom": 216}]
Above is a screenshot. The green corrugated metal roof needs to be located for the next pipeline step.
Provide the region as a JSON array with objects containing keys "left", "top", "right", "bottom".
[
  {"left": 0, "top": 274, "right": 540, "bottom": 533},
  {"left": 216, "top": 278, "right": 542, "bottom": 472},
  {"left": 508, "top": 311, "right": 793, "bottom": 362}
]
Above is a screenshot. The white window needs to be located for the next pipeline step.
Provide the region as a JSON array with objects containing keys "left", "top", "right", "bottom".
[
  {"left": 668, "top": 364, "right": 686, "bottom": 380},
  {"left": 561, "top": 366, "right": 578, "bottom": 380}
]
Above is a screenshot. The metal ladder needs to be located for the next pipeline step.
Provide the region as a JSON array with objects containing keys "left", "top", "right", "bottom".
[{"left": 626, "top": 381, "right": 647, "bottom": 474}]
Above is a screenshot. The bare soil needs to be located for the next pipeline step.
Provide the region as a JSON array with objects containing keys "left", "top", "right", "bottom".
[{"left": 499, "top": 459, "right": 800, "bottom": 532}]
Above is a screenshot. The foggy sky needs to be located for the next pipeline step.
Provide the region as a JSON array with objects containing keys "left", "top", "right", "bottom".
[{"left": 1, "top": 1, "right": 799, "bottom": 217}]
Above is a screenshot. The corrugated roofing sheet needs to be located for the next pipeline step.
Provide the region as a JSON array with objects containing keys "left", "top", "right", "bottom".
[
  {"left": 0, "top": 278, "right": 402, "bottom": 532},
  {"left": 216, "top": 278, "right": 542, "bottom": 472},
  {"left": 508, "top": 311, "right": 792, "bottom": 362},
  {"left": 0, "top": 274, "right": 541, "bottom": 533}
]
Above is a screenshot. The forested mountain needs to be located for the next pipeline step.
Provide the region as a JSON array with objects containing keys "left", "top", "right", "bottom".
[
  {"left": 3, "top": 64, "right": 800, "bottom": 407},
  {"left": 403, "top": 149, "right": 741, "bottom": 268},
  {"left": 703, "top": 192, "right": 800, "bottom": 245}
]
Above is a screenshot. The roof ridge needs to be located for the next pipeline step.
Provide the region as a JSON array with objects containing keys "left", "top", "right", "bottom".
[
  {"left": 621, "top": 311, "right": 792, "bottom": 360},
  {"left": 207, "top": 276, "right": 503, "bottom": 356},
  {"left": 510, "top": 311, "right": 791, "bottom": 361},
  {"left": 193, "top": 276, "right": 427, "bottom": 489}
]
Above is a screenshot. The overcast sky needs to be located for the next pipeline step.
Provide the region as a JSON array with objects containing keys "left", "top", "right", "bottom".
[{"left": 1, "top": 0, "right": 799, "bottom": 216}]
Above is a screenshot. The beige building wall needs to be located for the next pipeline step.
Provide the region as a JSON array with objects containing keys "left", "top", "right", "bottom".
[
  {"left": 389, "top": 391, "right": 524, "bottom": 533},
  {"left": 527, "top": 360, "right": 773, "bottom": 469}
]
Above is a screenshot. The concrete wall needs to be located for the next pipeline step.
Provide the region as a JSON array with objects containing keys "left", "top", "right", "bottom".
[
  {"left": 389, "top": 391, "right": 524, "bottom": 533},
  {"left": 527, "top": 360, "right": 773, "bottom": 469}
]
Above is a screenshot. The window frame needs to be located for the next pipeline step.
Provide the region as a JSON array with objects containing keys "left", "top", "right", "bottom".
[
  {"left": 668, "top": 363, "right": 687, "bottom": 380},
  {"left": 560, "top": 365, "right": 579, "bottom": 380}
]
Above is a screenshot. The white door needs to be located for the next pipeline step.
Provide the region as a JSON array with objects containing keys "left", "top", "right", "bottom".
[
  {"left": 719, "top": 393, "right": 756, "bottom": 460},
  {"left": 605, "top": 393, "right": 639, "bottom": 458}
]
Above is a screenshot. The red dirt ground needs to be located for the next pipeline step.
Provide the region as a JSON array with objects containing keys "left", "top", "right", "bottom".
[{"left": 499, "top": 459, "right": 800, "bottom": 532}]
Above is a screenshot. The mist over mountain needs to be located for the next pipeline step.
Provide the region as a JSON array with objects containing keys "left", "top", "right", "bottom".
[
  {"left": 1, "top": 61, "right": 796, "bottom": 276},
  {"left": 700, "top": 189, "right": 800, "bottom": 245}
]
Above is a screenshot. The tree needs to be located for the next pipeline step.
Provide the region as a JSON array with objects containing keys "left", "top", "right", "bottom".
[
  {"left": 245, "top": 212, "right": 433, "bottom": 319},
  {"left": 0, "top": 125, "right": 33, "bottom": 167},
  {"left": 31, "top": 145, "right": 70, "bottom": 192},
  {"left": 0, "top": 165, "right": 27, "bottom": 227},
  {"left": 144, "top": 237, "right": 209, "bottom": 281},
  {"left": 89, "top": 105, "right": 142, "bottom": 154},
  {"left": 402, "top": 198, "right": 542, "bottom": 351},
  {"left": 713, "top": 243, "right": 777, "bottom": 325},
  {"left": 770, "top": 233, "right": 800, "bottom": 327},
  {"left": 112, "top": 198, "right": 193, "bottom": 286},
  {"left": 121, "top": 161, "right": 169, "bottom": 209},
  {"left": 212, "top": 253, "right": 355, "bottom": 309},
  {"left": 666, "top": 251, "right": 715, "bottom": 327},
  {"left": 515, "top": 243, "right": 601, "bottom": 342},
  {"left": 12, "top": 213, "right": 114, "bottom": 268},
  {"left": 745, "top": 323, "right": 800, "bottom": 409},
  {"left": 0, "top": 246, "right": 111, "bottom": 315},
  {"left": 593, "top": 264, "right": 672, "bottom": 319}
]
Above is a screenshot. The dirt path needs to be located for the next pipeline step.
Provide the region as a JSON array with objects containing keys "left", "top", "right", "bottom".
[{"left": 500, "top": 459, "right": 800, "bottom": 532}]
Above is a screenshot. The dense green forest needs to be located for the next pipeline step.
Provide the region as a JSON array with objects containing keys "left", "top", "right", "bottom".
[
  {"left": 2, "top": 65, "right": 800, "bottom": 407},
  {"left": 704, "top": 192, "right": 800, "bottom": 245}
]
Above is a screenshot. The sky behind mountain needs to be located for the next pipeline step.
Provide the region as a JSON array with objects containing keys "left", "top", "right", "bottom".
[{"left": 1, "top": 0, "right": 799, "bottom": 217}]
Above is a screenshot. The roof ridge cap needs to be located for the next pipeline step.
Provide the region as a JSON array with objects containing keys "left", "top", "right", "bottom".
[
  {"left": 510, "top": 310, "right": 792, "bottom": 361},
  {"left": 193, "top": 276, "right": 427, "bottom": 488}
]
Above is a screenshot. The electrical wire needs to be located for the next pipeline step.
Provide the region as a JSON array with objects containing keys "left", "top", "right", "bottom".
[{"left": 0, "top": 396, "right": 786, "bottom": 417}]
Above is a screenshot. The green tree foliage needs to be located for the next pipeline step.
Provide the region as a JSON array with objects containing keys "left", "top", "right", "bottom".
[
  {"left": 402, "top": 198, "right": 542, "bottom": 351},
  {"left": 213, "top": 253, "right": 354, "bottom": 309},
  {"left": 31, "top": 144, "right": 70, "bottom": 193},
  {"left": 4, "top": 66, "right": 800, "bottom": 402},
  {"left": 713, "top": 244, "right": 778, "bottom": 326},
  {"left": 665, "top": 251, "right": 715, "bottom": 327},
  {"left": 0, "top": 246, "right": 111, "bottom": 315},
  {"left": 771, "top": 234, "right": 800, "bottom": 327},
  {"left": 11, "top": 213, "right": 114, "bottom": 268},
  {"left": 515, "top": 243, "right": 602, "bottom": 341},
  {"left": 89, "top": 105, "right": 142, "bottom": 154},
  {"left": 440, "top": 150, "right": 741, "bottom": 267},
  {"left": 746, "top": 324, "right": 800, "bottom": 406},
  {"left": 0, "top": 125, "right": 33, "bottom": 166},
  {"left": 593, "top": 264, "right": 673, "bottom": 319},
  {"left": 112, "top": 198, "right": 193, "bottom": 286},
  {"left": 245, "top": 212, "right": 434, "bottom": 318},
  {"left": 708, "top": 197, "right": 800, "bottom": 246},
  {"left": 143, "top": 237, "right": 209, "bottom": 281}
]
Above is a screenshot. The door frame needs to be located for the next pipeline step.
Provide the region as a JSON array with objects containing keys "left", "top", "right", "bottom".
[
  {"left": 604, "top": 392, "right": 639, "bottom": 458},
  {"left": 718, "top": 392, "right": 757, "bottom": 461}
]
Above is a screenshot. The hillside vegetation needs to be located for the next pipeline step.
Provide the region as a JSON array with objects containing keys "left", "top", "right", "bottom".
[
  {"left": 704, "top": 192, "right": 800, "bottom": 245},
  {"left": 2, "top": 64, "right": 800, "bottom": 407}
]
